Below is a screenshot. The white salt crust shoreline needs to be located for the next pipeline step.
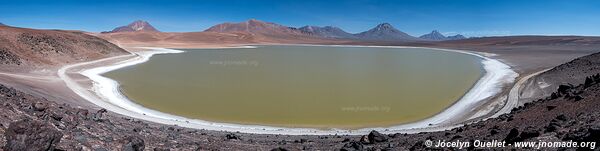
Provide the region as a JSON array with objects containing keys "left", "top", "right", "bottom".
[{"left": 59, "top": 45, "right": 518, "bottom": 135}]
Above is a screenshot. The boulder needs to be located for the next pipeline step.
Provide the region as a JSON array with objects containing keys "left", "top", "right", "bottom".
[
  {"left": 546, "top": 105, "right": 557, "bottom": 111},
  {"left": 545, "top": 122, "right": 561, "bottom": 132},
  {"left": 557, "top": 85, "right": 571, "bottom": 94},
  {"left": 121, "top": 136, "right": 145, "bottom": 151},
  {"left": 556, "top": 114, "right": 568, "bottom": 121},
  {"left": 519, "top": 126, "right": 541, "bottom": 140},
  {"left": 584, "top": 77, "right": 594, "bottom": 88},
  {"left": 270, "top": 147, "right": 288, "bottom": 151},
  {"left": 368, "top": 130, "right": 389, "bottom": 143},
  {"left": 92, "top": 108, "right": 107, "bottom": 121},
  {"left": 226, "top": 133, "right": 240, "bottom": 140},
  {"left": 153, "top": 148, "right": 170, "bottom": 151},
  {"left": 341, "top": 141, "right": 364, "bottom": 151},
  {"left": 584, "top": 125, "right": 600, "bottom": 141},
  {"left": 504, "top": 128, "right": 520, "bottom": 143},
  {"left": 359, "top": 135, "right": 370, "bottom": 144},
  {"left": 3, "top": 118, "right": 63, "bottom": 151},
  {"left": 32, "top": 101, "right": 47, "bottom": 111}
]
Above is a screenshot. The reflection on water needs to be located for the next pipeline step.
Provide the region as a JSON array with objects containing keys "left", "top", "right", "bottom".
[{"left": 104, "top": 45, "right": 483, "bottom": 129}]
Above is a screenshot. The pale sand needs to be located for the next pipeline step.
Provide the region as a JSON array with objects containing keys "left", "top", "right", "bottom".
[{"left": 59, "top": 45, "right": 519, "bottom": 135}]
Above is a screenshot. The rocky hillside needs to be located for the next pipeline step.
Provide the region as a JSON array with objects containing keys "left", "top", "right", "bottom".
[
  {"left": 335, "top": 72, "right": 600, "bottom": 150},
  {"left": 419, "top": 30, "right": 466, "bottom": 41},
  {"left": 521, "top": 51, "right": 600, "bottom": 102},
  {"left": 298, "top": 26, "right": 356, "bottom": 39},
  {"left": 102, "top": 20, "right": 159, "bottom": 33},
  {"left": 0, "top": 26, "right": 127, "bottom": 71},
  {"left": 354, "top": 23, "right": 419, "bottom": 41}
]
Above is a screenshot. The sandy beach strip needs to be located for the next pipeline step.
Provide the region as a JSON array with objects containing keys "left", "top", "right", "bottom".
[{"left": 59, "top": 45, "right": 518, "bottom": 135}]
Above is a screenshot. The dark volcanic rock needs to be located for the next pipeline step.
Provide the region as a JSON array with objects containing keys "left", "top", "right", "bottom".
[
  {"left": 340, "top": 141, "right": 364, "bottom": 151},
  {"left": 3, "top": 118, "right": 63, "bottom": 151},
  {"left": 121, "top": 136, "right": 145, "bottom": 151},
  {"left": 504, "top": 128, "right": 520, "bottom": 143},
  {"left": 270, "top": 147, "right": 288, "bottom": 151},
  {"left": 545, "top": 122, "right": 561, "bottom": 132},
  {"left": 359, "top": 135, "right": 370, "bottom": 144},
  {"left": 32, "top": 101, "right": 47, "bottom": 111},
  {"left": 519, "top": 126, "right": 541, "bottom": 140},
  {"left": 153, "top": 147, "right": 170, "bottom": 151},
  {"left": 564, "top": 125, "right": 600, "bottom": 142},
  {"left": 546, "top": 105, "right": 557, "bottom": 111},
  {"left": 588, "top": 125, "right": 600, "bottom": 141},
  {"left": 226, "top": 133, "right": 240, "bottom": 140},
  {"left": 556, "top": 114, "right": 568, "bottom": 121},
  {"left": 92, "top": 108, "right": 107, "bottom": 121},
  {"left": 368, "top": 130, "right": 388, "bottom": 143}
]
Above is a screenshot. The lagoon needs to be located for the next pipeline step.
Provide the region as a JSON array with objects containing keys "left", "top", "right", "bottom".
[{"left": 104, "top": 45, "right": 483, "bottom": 129}]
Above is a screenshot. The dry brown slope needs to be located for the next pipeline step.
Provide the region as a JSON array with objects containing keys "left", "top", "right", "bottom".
[{"left": 0, "top": 26, "right": 127, "bottom": 71}]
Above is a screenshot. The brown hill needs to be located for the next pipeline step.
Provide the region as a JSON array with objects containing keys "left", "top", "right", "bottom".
[
  {"left": 204, "top": 19, "right": 304, "bottom": 35},
  {"left": 0, "top": 26, "right": 127, "bottom": 71}
]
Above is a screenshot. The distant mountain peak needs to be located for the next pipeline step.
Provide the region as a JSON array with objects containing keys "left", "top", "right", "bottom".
[
  {"left": 419, "top": 30, "right": 447, "bottom": 41},
  {"left": 102, "top": 20, "right": 159, "bottom": 33},
  {"left": 419, "top": 30, "right": 467, "bottom": 41},
  {"left": 354, "top": 23, "right": 418, "bottom": 41},
  {"left": 128, "top": 20, "right": 154, "bottom": 31},
  {"left": 447, "top": 34, "right": 467, "bottom": 40},
  {"left": 374, "top": 23, "right": 395, "bottom": 31}
]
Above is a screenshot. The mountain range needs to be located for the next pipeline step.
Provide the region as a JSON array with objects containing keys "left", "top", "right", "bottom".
[
  {"left": 103, "top": 19, "right": 467, "bottom": 41},
  {"left": 419, "top": 30, "right": 466, "bottom": 41}
]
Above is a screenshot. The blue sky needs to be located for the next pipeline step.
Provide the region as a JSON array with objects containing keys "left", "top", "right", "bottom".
[{"left": 1, "top": 0, "right": 599, "bottom": 37}]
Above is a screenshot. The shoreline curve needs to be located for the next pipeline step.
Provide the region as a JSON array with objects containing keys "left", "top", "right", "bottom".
[{"left": 59, "top": 45, "right": 518, "bottom": 135}]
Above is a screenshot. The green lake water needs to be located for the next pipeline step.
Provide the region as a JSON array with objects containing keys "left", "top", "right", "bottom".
[{"left": 104, "top": 45, "right": 483, "bottom": 129}]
